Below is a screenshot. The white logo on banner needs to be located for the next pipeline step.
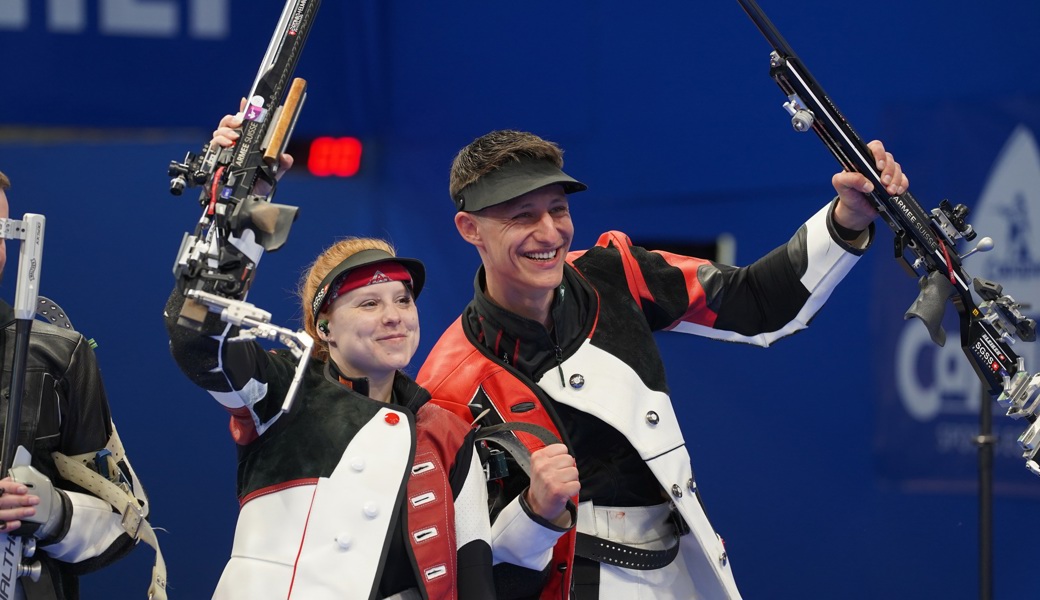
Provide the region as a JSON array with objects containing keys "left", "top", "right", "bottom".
[
  {"left": 897, "top": 125, "right": 1040, "bottom": 423},
  {"left": 0, "top": 0, "right": 228, "bottom": 38}
]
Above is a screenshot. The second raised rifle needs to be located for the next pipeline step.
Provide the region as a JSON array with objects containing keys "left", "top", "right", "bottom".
[{"left": 736, "top": 0, "right": 1040, "bottom": 473}]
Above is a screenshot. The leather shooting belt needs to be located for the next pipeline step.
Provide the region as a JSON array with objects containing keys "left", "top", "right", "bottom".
[{"left": 574, "top": 501, "right": 690, "bottom": 571}]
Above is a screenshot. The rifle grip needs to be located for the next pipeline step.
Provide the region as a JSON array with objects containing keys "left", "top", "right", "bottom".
[
  {"left": 264, "top": 77, "right": 308, "bottom": 166},
  {"left": 904, "top": 270, "right": 955, "bottom": 346}
]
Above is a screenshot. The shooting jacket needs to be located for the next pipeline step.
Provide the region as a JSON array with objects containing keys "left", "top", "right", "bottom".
[
  {"left": 0, "top": 300, "right": 145, "bottom": 600},
  {"left": 418, "top": 201, "right": 870, "bottom": 599},
  {"left": 165, "top": 293, "right": 495, "bottom": 600}
]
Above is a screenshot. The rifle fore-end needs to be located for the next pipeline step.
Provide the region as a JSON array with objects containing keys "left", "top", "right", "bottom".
[{"left": 264, "top": 78, "right": 307, "bottom": 166}]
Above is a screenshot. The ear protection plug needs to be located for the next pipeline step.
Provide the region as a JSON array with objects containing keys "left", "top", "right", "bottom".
[{"left": 317, "top": 319, "right": 330, "bottom": 335}]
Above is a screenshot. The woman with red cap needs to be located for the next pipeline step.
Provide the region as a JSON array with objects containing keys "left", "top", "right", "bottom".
[{"left": 164, "top": 116, "right": 495, "bottom": 600}]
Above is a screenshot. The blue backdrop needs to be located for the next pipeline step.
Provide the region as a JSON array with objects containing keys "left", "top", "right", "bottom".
[{"left": 2, "top": 0, "right": 1040, "bottom": 598}]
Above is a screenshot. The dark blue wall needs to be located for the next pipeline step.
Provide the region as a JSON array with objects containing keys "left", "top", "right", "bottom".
[{"left": 2, "top": 0, "right": 1040, "bottom": 598}]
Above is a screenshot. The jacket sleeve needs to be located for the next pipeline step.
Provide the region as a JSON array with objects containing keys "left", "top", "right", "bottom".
[
  {"left": 39, "top": 334, "right": 140, "bottom": 572},
  {"left": 164, "top": 228, "right": 296, "bottom": 438},
  {"left": 582, "top": 199, "right": 873, "bottom": 347},
  {"left": 164, "top": 290, "right": 297, "bottom": 443},
  {"left": 489, "top": 493, "right": 568, "bottom": 571}
]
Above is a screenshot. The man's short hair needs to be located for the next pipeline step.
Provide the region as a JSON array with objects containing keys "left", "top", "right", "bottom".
[
  {"left": 0, "top": 170, "right": 10, "bottom": 191},
  {"left": 449, "top": 130, "right": 585, "bottom": 212}
]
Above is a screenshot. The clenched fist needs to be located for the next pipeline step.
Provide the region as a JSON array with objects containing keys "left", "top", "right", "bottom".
[{"left": 524, "top": 443, "right": 580, "bottom": 526}]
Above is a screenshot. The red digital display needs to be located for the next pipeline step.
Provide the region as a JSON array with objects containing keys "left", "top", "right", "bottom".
[{"left": 304, "top": 136, "right": 363, "bottom": 177}]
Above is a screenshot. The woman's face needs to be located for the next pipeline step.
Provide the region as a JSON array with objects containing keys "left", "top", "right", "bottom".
[{"left": 322, "top": 280, "right": 420, "bottom": 381}]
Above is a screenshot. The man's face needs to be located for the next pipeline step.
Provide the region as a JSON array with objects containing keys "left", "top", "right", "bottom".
[{"left": 463, "top": 184, "right": 573, "bottom": 319}]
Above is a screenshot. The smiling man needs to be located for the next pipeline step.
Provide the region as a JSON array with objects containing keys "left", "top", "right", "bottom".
[{"left": 418, "top": 129, "right": 903, "bottom": 600}]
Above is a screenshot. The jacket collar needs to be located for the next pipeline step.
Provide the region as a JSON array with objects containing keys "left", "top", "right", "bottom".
[
  {"left": 465, "top": 264, "right": 593, "bottom": 379},
  {"left": 324, "top": 360, "right": 431, "bottom": 413}
]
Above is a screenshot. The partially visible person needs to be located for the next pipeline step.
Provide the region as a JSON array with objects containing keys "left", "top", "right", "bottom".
[
  {"left": 0, "top": 170, "right": 156, "bottom": 600},
  {"left": 418, "top": 129, "right": 904, "bottom": 599},
  {"left": 162, "top": 113, "right": 496, "bottom": 599}
]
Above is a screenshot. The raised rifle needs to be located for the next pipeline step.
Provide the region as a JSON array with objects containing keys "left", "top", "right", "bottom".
[
  {"left": 0, "top": 214, "right": 45, "bottom": 598},
  {"left": 168, "top": 0, "right": 319, "bottom": 418},
  {"left": 736, "top": 0, "right": 1040, "bottom": 474}
]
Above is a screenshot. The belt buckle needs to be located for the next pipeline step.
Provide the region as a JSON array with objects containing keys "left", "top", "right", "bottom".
[
  {"left": 122, "top": 501, "right": 144, "bottom": 539},
  {"left": 669, "top": 505, "right": 691, "bottom": 537}
]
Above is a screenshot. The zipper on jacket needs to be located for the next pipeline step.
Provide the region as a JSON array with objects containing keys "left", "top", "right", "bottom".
[{"left": 548, "top": 324, "right": 565, "bottom": 387}]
